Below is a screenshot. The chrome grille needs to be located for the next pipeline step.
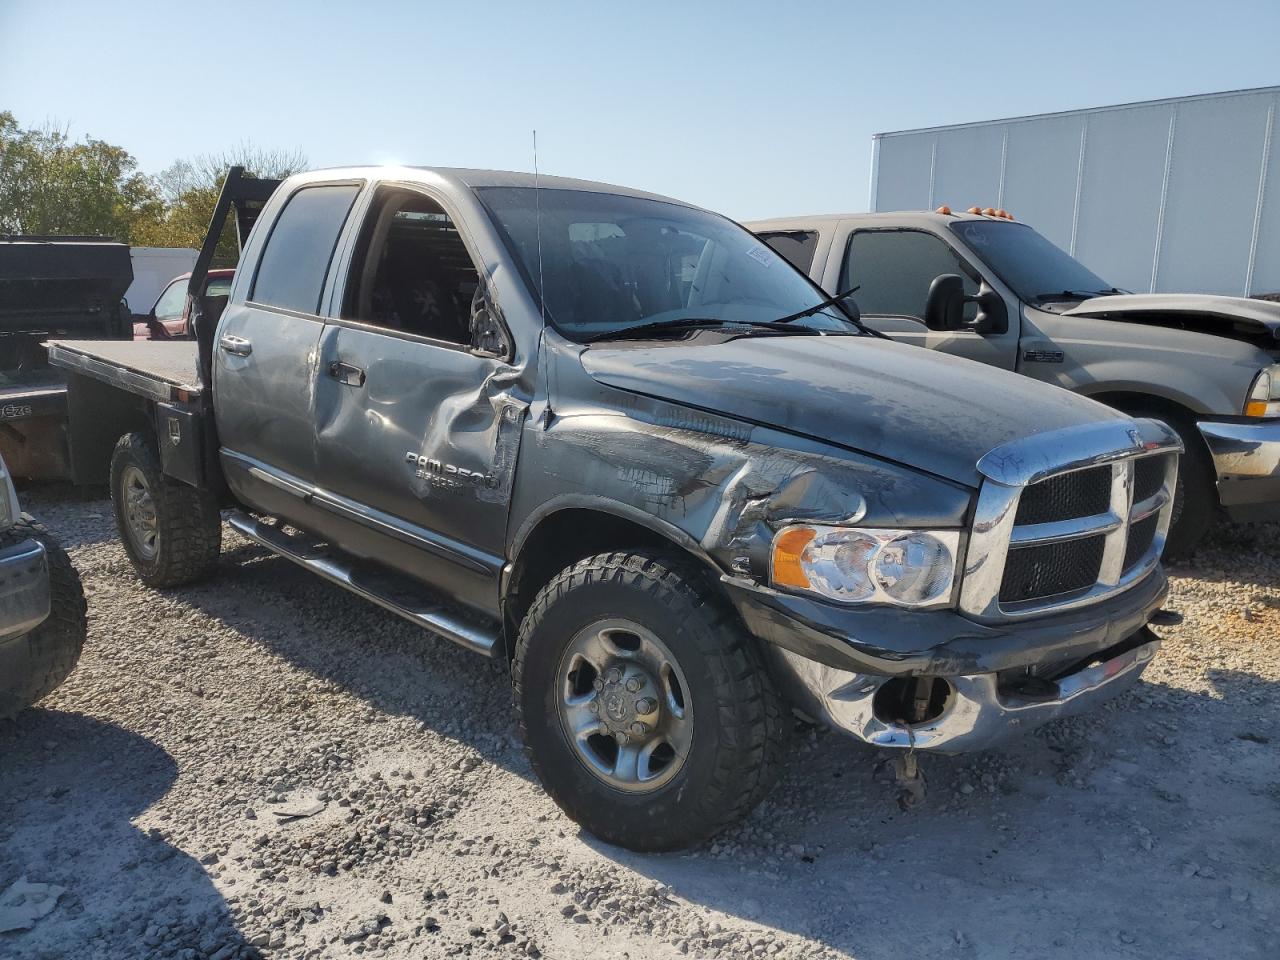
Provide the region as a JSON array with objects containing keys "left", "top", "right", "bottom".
[
  {"left": 1013, "top": 465, "right": 1112, "bottom": 525},
  {"left": 960, "top": 419, "right": 1182, "bottom": 623},
  {"left": 999, "top": 534, "right": 1106, "bottom": 604}
]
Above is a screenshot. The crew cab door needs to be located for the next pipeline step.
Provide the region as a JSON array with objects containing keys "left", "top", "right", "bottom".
[
  {"left": 827, "top": 225, "right": 1019, "bottom": 369},
  {"left": 311, "top": 184, "right": 524, "bottom": 614},
  {"left": 214, "top": 182, "right": 362, "bottom": 521}
]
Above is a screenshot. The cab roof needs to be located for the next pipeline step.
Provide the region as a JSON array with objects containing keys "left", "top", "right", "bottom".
[
  {"left": 745, "top": 210, "right": 1030, "bottom": 232},
  {"left": 286, "top": 165, "right": 694, "bottom": 208}
]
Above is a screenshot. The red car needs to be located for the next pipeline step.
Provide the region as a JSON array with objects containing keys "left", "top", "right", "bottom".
[{"left": 134, "top": 269, "right": 235, "bottom": 340}]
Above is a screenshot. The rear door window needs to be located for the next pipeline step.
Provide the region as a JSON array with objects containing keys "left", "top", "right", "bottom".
[
  {"left": 841, "top": 230, "right": 977, "bottom": 321},
  {"left": 757, "top": 230, "right": 819, "bottom": 273},
  {"left": 251, "top": 184, "right": 360, "bottom": 315}
]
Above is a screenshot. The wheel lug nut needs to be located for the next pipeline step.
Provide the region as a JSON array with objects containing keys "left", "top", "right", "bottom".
[
  {"left": 630, "top": 722, "right": 648, "bottom": 736},
  {"left": 625, "top": 676, "right": 642, "bottom": 692},
  {"left": 634, "top": 698, "right": 655, "bottom": 714},
  {"left": 606, "top": 667, "right": 623, "bottom": 684},
  {"left": 588, "top": 700, "right": 599, "bottom": 713},
  {"left": 597, "top": 722, "right": 610, "bottom": 735},
  {"left": 592, "top": 678, "right": 604, "bottom": 691},
  {"left": 613, "top": 731, "right": 628, "bottom": 744}
]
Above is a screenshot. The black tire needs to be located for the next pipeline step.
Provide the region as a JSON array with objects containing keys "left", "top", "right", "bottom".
[
  {"left": 513, "top": 550, "right": 785, "bottom": 852},
  {"left": 110, "top": 431, "right": 221, "bottom": 587},
  {"left": 0, "top": 517, "right": 88, "bottom": 719}
]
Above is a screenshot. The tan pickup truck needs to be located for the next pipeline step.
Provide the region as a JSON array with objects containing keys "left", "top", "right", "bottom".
[{"left": 749, "top": 209, "right": 1280, "bottom": 554}]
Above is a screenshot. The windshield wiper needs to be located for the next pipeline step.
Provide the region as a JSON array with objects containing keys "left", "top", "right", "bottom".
[
  {"left": 584, "top": 317, "right": 822, "bottom": 344},
  {"left": 769, "top": 285, "right": 885, "bottom": 338},
  {"left": 1032, "top": 288, "right": 1122, "bottom": 303}
]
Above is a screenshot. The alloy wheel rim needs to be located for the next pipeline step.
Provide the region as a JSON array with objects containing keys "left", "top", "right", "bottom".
[
  {"left": 121, "top": 465, "right": 159, "bottom": 560},
  {"left": 555, "top": 618, "right": 693, "bottom": 793}
]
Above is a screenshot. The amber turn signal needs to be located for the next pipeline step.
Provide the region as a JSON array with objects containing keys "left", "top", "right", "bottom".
[
  {"left": 771, "top": 527, "right": 815, "bottom": 588},
  {"left": 1245, "top": 400, "right": 1270, "bottom": 418},
  {"left": 935, "top": 205, "right": 952, "bottom": 215}
]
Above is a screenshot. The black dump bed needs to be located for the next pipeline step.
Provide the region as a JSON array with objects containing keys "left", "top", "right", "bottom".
[{"left": 0, "top": 236, "right": 134, "bottom": 336}]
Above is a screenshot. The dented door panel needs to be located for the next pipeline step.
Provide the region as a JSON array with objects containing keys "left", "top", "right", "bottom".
[{"left": 312, "top": 322, "right": 527, "bottom": 596}]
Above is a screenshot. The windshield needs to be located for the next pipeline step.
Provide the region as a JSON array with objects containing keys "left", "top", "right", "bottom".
[
  {"left": 950, "top": 220, "right": 1117, "bottom": 303},
  {"left": 475, "top": 187, "right": 853, "bottom": 341}
]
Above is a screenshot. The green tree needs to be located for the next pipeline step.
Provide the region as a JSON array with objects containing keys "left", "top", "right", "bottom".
[{"left": 0, "top": 111, "right": 164, "bottom": 240}]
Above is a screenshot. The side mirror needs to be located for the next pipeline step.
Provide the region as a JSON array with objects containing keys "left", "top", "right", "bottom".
[
  {"left": 924, "top": 274, "right": 1009, "bottom": 335},
  {"left": 924, "top": 274, "right": 966, "bottom": 330}
]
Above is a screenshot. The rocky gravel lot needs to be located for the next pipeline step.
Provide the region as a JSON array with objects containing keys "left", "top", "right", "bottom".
[{"left": 1, "top": 489, "right": 1276, "bottom": 960}]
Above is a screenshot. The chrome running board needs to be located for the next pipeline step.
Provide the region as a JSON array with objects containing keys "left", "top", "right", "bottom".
[{"left": 226, "top": 510, "right": 500, "bottom": 658}]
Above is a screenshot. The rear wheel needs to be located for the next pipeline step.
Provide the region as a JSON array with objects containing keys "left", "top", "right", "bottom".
[
  {"left": 110, "top": 432, "right": 221, "bottom": 587},
  {"left": 0, "top": 518, "right": 87, "bottom": 719},
  {"left": 513, "top": 550, "right": 785, "bottom": 851}
]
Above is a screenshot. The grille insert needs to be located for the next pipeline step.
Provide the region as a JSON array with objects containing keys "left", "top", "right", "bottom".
[
  {"left": 1133, "top": 456, "right": 1167, "bottom": 504},
  {"left": 999, "top": 535, "right": 1106, "bottom": 605},
  {"left": 1124, "top": 513, "right": 1159, "bottom": 571},
  {"left": 1014, "top": 466, "right": 1112, "bottom": 525}
]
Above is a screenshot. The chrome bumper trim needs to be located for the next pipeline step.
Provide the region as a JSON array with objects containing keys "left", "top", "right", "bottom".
[
  {"left": 1197, "top": 419, "right": 1280, "bottom": 480},
  {"left": 0, "top": 537, "right": 50, "bottom": 642},
  {"left": 770, "top": 634, "right": 1159, "bottom": 754}
]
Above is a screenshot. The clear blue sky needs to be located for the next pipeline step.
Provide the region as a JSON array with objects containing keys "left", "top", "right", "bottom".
[{"left": 3, "top": 0, "right": 1278, "bottom": 220}]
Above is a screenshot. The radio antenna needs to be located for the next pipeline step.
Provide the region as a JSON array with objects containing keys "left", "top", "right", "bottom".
[{"left": 532, "top": 129, "right": 546, "bottom": 324}]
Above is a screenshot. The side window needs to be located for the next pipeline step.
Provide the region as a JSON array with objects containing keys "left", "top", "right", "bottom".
[
  {"left": 251, "top": 184, "right": 360, "bottom": 314},
  {"left": 841, "top": 230, "right": 977, "bottom": 321},
  {"left": 152, "top": 278, "right": 187, "bottom": 321},
  {"left": 758, "top": 230, "right": 818, "bottom": 273},
  {"left": 343, "top": 189, "right": 482, "bottom": 346}
]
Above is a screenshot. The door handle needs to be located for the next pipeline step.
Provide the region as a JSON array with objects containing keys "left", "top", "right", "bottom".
[
  {"left": 328, "top": 360, "right": 366, "bottom": 387},
  {"left": 219, "top": 335, "right": 252, "bottom": 357}
]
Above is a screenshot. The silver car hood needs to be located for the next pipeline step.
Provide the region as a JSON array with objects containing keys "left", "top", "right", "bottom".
[{"left": 1065, "top": 293, "right": 1280, "bottom": 342}]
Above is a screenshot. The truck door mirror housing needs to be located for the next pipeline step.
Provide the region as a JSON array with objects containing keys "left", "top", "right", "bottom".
[
  {"left": 924, "top": 274, "right": 1008, "bottom": 335},
  {"left": 924, "top": 274, "right": 966, "bottom": 330}
]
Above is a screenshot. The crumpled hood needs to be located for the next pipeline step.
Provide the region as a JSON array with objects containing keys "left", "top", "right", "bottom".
[
  {"left": 581, "top": 335, "right": 1126, "bottom": 486},
  {"left": 1065, "top": 293, "right": 1280, "bottom": 342}
]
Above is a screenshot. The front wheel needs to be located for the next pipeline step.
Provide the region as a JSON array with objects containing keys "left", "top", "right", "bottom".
[
  {"left": 513, "top": 550, "right": 784, "bottom": 852},
  {"left": 110, "top": 432, "right": 221, "bottom": 587}
]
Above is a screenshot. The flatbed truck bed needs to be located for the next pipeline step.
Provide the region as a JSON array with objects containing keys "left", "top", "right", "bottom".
[
  {"left": 46, "top": 339, "right": 202, "bottom": 403},
  {"left": 44, "top": 339, "right": 212, "bottom": 489}
]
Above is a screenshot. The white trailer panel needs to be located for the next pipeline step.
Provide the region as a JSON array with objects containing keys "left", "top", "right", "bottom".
[{"left": 871, "top": 87, "right": 1280, "bottom": 296}]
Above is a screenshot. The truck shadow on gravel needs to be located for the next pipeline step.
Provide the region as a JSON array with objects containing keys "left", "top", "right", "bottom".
[
  {"left": 0, "top": 709, "right": 261, "bottom": 959},
  {"left": 585, "top": 674, "right": 1279, "bottom": 959}
]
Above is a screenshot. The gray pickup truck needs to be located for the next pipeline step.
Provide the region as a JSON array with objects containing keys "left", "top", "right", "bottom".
[
  {"left": 48, "top": 166, "right": 1180, "bottom": 850},
  {"left": 749, "top": 211, "right": 1280, "bottom": 554}
]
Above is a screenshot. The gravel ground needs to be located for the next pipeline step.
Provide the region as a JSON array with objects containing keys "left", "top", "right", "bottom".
[{"left": 1, "top": 488, "right": 1276, "bottom": 960}]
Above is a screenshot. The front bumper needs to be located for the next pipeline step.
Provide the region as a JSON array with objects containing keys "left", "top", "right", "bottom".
[
  {"left": 0, "top": 535, "right": 50, "bottom": 642},
  {"left": 767, "top": 630, "right": 1159, "bottom": 753},
  {"left": 723, "top": 569, "right": 1167, "bottom": 753},
  {"left": 1197, "top": 419, "right": 1280, "bottom": 522}
]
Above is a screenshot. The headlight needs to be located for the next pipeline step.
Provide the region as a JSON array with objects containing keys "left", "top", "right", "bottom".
[
  {"left": 0, "top": 457, "right": 18, "bottom": 532},
  {"left": 771, "top": 525, "right": 961, "bottom": 608},
  {"left": 1245, "top": 365, "right": 1280, "bottom": 418}
]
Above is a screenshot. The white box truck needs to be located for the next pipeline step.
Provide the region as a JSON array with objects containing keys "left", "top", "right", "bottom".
[{"left": 870, "top": 86, "right": 1280, "bottom": 297}]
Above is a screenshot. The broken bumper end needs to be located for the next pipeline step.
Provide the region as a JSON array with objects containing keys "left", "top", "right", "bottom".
[
  {"left": 766, "top": 629, "right": 1160, "bottom": 754},
  {"left": 1197, "top": 419, "right": 1280, "bottom": 522}
]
